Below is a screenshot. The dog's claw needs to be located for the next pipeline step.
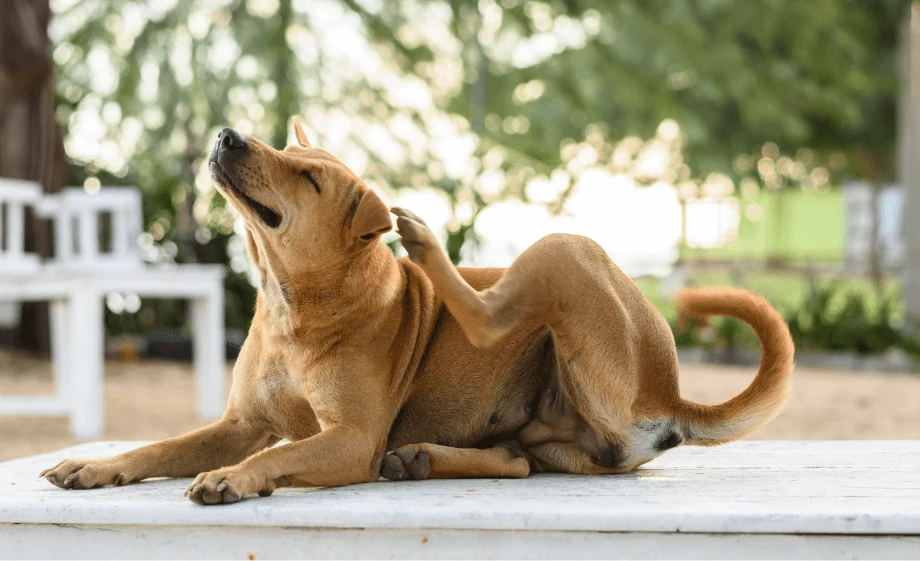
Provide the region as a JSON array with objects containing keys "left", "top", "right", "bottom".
[{"left": 390, "top": 207, "right": 427, "bottom": 225}]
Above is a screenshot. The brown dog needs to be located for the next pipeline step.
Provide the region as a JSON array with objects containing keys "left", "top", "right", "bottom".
[{"left": 40, "top": 118, "right": 794, "bottom": 504}]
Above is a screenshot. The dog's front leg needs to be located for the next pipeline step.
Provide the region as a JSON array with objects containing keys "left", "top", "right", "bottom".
[
  {"left": 185, "top": 364, "right": 388, "bottom": 505},
  {"left": 41, "top": 418, "right": 277, "bottom": 489},
  {"left": 184, "top": 424, "right": 380, "bottom": 504}
]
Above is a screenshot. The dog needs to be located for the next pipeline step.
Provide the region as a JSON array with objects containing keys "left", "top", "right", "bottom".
[{"left": 40, "top": 118, "right": 794, "bottom": 504}]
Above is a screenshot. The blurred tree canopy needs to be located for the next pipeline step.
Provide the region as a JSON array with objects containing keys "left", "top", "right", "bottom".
[
  {"left": 466, "top": 0, "right": 907, "bottom": 183},
  {"left": 48, "top": 0, "right": 911, "bottom": 332}
]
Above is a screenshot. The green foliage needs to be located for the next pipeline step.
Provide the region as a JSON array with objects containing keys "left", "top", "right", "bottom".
[
  {"left": 49, "top": 0, "right": 912, "bottom": 338},
  {"left": 52, "top": 0, "right": 432, "bottom": 332},
  {"left": 669, "top": 316, "right": 705, "bottom": 348},
  {"left": 663, "top": 277, "right": 920, "bottom": 358},
  {"left": 787, "top": 280, "right": 920, "bottom": 356},
  {"left": 468, "top": 0, "right": 909, "bottom": 183}
]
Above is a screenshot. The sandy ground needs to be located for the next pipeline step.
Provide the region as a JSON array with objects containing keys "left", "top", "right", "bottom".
[{"left": 1, "top": 348, "right": 919, "bottom": 462}]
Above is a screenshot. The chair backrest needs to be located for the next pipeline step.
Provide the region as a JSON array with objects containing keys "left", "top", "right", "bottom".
[
  {"left": 37, "top": 187, "right": 144, "bottom": 270},
  {"left": 0, "top": 178, "right": 42, "bottom": 274}
]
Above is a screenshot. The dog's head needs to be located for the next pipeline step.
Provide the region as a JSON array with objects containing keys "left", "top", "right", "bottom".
[{"left": 208, "top": 117, "right": 393, "bottom": 282}]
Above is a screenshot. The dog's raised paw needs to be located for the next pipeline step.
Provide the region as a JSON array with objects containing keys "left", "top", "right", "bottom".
[
  {"left": 381, "top": 447, "right": 430, "bottom": 481},
  {"left": 390, "top": 208, "right": 437, "bottom": 264}
]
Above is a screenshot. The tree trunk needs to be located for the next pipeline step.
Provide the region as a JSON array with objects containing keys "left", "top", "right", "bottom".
[
  {"left": 901, "top": 3, "right": 920, "bottom": 330},
  {"left": 0, "top": 0, "right": 70, "bottom": 355}
]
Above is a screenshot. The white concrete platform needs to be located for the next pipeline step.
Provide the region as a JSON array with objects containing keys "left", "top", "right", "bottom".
[{"left": 1, "top": 441, "right": 919, "bottom": 559}]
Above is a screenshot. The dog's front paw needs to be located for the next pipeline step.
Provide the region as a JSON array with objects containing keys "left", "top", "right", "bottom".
[
  {"left": 381, "top": 447, "right": 430, "bottom": 481},
  {"left": 391, "top": 207, "right": 438, "bottom": 265},
  {"left": 185, "top": 467, "right": 274, "bottom": 505},
  {"left": 40, "top": 459, "right": 130, "bottom": 490}
]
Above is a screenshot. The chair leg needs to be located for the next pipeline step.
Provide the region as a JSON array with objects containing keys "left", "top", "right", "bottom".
[
  {"left": 192, "top": 286, "right": 225, "bottom": 420},
  {"left": 69, "top": 282, "right": 104, "bottom": 440},
  {"left": 49, "top": 299, "right": 68, "bottom": 406}
]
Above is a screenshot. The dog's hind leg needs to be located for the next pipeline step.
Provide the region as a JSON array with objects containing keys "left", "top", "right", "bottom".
[
  {"left": 392, "top": 208, "right": 682, "bottom": 471},
  {"left": 392, "top": 207, "right": 528, "bottom": 348},
  {"left": 379, "top": 443, "right": 531, "bottom": 480}
]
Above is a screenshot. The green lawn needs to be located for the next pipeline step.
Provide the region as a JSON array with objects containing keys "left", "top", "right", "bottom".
[
  {"left": 633, "top": 188, "right": 906, "bottom": 352},
  {"left": 683, "top": 189, "right": 845, "bottom": 263}
]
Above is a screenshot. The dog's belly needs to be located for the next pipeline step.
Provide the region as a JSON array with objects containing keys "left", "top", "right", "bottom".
[{"left": 386, "top": 311, "right": 555, "bottom": 449}]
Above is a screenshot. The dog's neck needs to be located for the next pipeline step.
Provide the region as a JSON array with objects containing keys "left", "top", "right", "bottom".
[{"left": 255, "top": 241, "right": 401, "bottom": 347}]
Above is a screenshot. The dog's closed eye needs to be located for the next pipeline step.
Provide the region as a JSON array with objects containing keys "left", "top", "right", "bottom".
[{"left": 301, "top": 170, "right": 321, "bottom": 194}]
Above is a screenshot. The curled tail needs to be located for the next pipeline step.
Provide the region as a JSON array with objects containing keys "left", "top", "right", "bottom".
[{"left": 675, "top": 287, "right": 794, "bottom": 446}]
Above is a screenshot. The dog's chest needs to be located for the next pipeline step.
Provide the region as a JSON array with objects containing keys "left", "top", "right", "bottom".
[
  {"left": 258, "top": 365, "right": 302, "bottom": 397},
  {"left": 255, "top": 364, "right": 319, "bottom": 440}
]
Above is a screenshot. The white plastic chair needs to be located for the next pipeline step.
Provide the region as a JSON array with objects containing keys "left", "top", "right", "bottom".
[
  {"left": 0, "top": 178, "right": 226, "bottom": 439},
  {"left": 38, "top": 187, "right": 144, "bottom": 271},
  {"left": 0, "top": 179, "right": 42, "bottom": 274},
  {"left": 0, "top": 179, "right": 71, "bottom": 422}
]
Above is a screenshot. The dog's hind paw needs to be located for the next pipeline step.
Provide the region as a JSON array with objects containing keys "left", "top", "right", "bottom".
[
  {"left": 391, "top": 207, "right": 437, "bottom": 265},
  {"left": 381, "top": 447, "right": 430, "bottom": 481}
]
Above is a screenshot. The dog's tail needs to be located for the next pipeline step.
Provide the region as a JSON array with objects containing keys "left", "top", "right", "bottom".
[{"left": 674, "top": 287, "right": 794, "bottom": 446}]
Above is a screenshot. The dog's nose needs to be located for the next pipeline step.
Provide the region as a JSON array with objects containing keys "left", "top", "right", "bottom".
[{"left": 217, "top": 128, "right": 247, "bottom": 152}]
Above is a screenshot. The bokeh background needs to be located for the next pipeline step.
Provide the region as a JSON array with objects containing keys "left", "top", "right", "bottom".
[{"left": 2, "top": 0, "right": 920, "bottom": 460}]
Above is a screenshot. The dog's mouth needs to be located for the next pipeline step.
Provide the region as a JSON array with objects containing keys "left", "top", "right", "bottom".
[{"left": 210, "top": 162, "right": 282, "bottom": 229}]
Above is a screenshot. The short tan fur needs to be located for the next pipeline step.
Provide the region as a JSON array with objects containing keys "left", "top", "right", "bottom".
[{"left": 41, "top": 119, "right": 795, "bottom": 503}]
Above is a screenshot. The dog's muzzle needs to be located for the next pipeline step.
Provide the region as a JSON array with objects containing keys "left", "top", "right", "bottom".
[
  {"left": 208, "top": 128, "right": 283, "bottom": 229},
  {"left": 210, "top": 127, "right": 249, "bottom": 166}
]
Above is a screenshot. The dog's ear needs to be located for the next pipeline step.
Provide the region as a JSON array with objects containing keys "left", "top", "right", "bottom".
[
  {"left": 351, "top": 189, "right": 392, "bottom": 241},
  {"left": 291, "top": 116, "right": 311, "bottom": 148}
]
